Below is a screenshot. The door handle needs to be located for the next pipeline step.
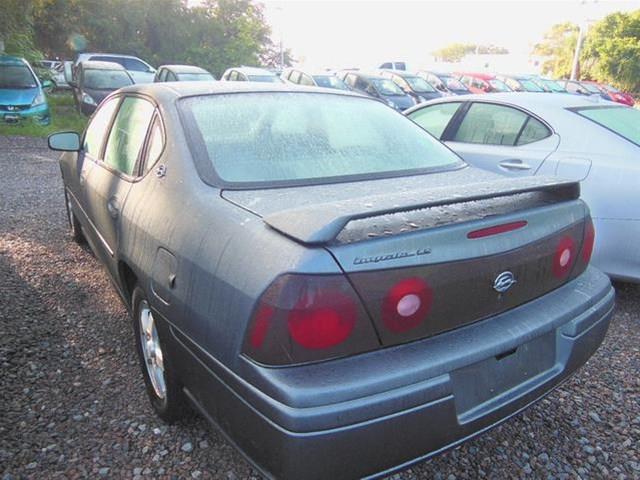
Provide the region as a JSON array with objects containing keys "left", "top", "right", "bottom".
[
  {"left": 499, "top": 159, "right": 532, "bottom": 171},
  {"left": 107, "top": 197, "right": 120, "bottom": 219}
]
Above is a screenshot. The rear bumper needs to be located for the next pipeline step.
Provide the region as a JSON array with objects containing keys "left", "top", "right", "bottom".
[{"left": 176, "top": 267, "right": 614, "bottom": 479}]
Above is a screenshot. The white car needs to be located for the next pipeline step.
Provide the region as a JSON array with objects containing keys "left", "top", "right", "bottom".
[
  {"left": 405, "top": 92, "right": 640, "bottom": 282},
  {"left": 73, "top": 53, "right": 155, "bottom": 84}
]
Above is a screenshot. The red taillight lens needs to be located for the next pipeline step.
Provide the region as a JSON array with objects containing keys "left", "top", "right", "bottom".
[
  {"left": 382, "top": 277, "right": 433, "bottom": 333},
  {"left": 288, "top": 289, "right": 356, "bottom": 349},
  {"left": 582, "top": 219, "right": 595, "bottom": 264},
  {"left": 243, "top": 274, "right": 379, "bottom": 365},
  {"left": 553, "top": 235, "right": 576, "bottom": 278},
  {"left": 467, "top": 220, "right": 528, "bottom": 239}
]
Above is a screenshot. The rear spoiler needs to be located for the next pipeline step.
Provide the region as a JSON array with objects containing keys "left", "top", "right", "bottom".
[{"left": 263, "top": 177, "right": 580, "bottom": 245}]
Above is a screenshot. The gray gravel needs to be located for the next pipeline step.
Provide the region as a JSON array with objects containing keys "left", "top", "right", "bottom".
[{"left": 1, "top": 136, "right": 638, "bottom": 479}]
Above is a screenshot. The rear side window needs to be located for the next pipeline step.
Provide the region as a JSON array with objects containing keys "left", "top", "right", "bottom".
[
  {"left": 573, "top": 106, "right": 640, "bottom": 146},
  {"left": 83, "top": 97, "right": 120, "bottom": 157},
  {"left": 408, "top": 102, "right": 462, "bottom": 139},
  {"left": 103, "top": 97, "right": 155, "bottom": 176},
  {"left": 181, "top": 93, "right": 463, "bottom": 186},
  {"left": 142, "top": 118, "right": 164, "bottom": 174},
  {"left": 299, "top": 74, "right": 314, "bottom": 86},
  {"left": 123, "top": 58, "right": 148, "bottom": 72},
  {"left": 517, "top": 117, "right": 551, "bottom": 145},
  {"left": 289, "top": 71, "right": 301, "bottom": 84},
  {"left": 454, "top": 103, "right": 549, "bottom": 146}
]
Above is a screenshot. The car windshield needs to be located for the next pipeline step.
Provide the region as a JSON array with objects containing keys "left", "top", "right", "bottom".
[
  {"left": 519, "top": 79, "right": 544, "bottom": 92},
  {"left": 83, "top": 69, "right": 133, "bottom": 89},
  {"left": 404, "top": 76, "right": 436, "bottom": 93},
  {"left": 247, "top": 75, "right": 281, "bottom": 82},
  {"left": 489, "top": 79, "right": 511, "bottom": 92},
  {"left": 441, "top": 76, "right": 467, "bottom": 91},
  {"left": 180, "top": 92, "right": 463, "bottom": 186},
  {"left": 177, "top": 72, "right": 215, "bottom": 81},
  {"left": 538, "top": 79, "right": 566, "bottom": 92},
  {"left": 0, "top": 64, "right": 38, "bottom": 89},
  {"left": 574, "top": 106, "right": 640, "bottom": 146},
  {"left": 371, "top": 78, "right": 404, "bottom": 95},
  {"left": 312, "top": 75, "right": 349, "bottom": 90},
  {"left": 582, "top": 83, "right": 601, "bottom": 94}
]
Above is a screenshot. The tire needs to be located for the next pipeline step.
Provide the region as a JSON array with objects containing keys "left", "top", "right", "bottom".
[
  {"left": 131, "top": 286, "right": 186, "bottom": 423},
  {"left": 64, "top": 191, "right": 85, "bottom": 244}
]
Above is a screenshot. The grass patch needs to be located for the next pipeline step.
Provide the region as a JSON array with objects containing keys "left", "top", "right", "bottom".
[{"left": 0, "top": 91, "right": 87, "bottom": 138}]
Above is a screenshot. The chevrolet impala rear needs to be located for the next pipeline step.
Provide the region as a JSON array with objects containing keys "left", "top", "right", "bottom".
[{"left": 54, "top": 84, "right": 614, "bottom": 480}]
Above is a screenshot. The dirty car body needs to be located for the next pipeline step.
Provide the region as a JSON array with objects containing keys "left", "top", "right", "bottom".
[{"left": 52, "top": 82, "right": 614, "bottom": 479}]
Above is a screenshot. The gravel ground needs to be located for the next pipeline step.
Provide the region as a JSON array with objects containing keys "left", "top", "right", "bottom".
[{"left": 0, "top": 136, "right": 638, "bottom": 480}]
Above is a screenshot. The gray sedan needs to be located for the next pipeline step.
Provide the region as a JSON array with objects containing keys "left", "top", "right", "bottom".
[
  {"left": 406, "top": 92, "right": 640, "bottom": 283},
  {"left": 48, "top": 83, "right": 613, "bottom": 479}
]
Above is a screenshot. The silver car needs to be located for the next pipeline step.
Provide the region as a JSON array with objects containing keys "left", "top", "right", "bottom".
[{"left": 406, "top": 92, "right": 640, "bottom": 282}]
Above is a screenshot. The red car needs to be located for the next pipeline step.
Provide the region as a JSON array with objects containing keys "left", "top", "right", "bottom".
[
  {"left": 456, "top": 72, "right": 512, "bottom": 94},
  {"left": 582, "top": 81, "right": 635, "bottom": 106}
]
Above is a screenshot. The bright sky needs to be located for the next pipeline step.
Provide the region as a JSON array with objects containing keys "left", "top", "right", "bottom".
[{"left": 260, "top": 0, "right": 640, "bottom": 70}]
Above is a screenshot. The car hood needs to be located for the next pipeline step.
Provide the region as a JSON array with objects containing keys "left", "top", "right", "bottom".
[{"left": 0, "top": 87, "right": 38, "bottom": 106}]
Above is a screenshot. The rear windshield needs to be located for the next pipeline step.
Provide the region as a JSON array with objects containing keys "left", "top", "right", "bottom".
[
  {"left": 0, "top": 64, "right": 37, "bottom": 89},
  {"left": 84, "top": 69, "right": 132, "bottom": 90},
  {"left": 247, "top": 75, "right": 281, "bottom": 83},
  {"left": 176, "top": 72, "right": 215, "bottom": 81},
  {"left": 180, "top": 92, "right": 463, "bottom": 187},
  {"left": 573, "top": 106, "right": 640, "bottom": 146}
]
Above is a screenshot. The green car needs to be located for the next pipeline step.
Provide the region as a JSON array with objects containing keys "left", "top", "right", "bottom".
[{"left": 0, "top": 55, "right": 51, "bottom": 126}]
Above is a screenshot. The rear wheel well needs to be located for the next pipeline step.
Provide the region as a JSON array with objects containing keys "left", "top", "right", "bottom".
[{"left": 118, "top": 261, "right": 138, "bottom": 305}]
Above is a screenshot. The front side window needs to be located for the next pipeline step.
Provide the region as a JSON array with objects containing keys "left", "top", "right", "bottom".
[
  {"left": 247, "top": 75, "right": 281, "bottom": 83},
  {"left": 488, "top": 79, "right": 511, "bottom": 92},
  {"left": 299, "top": 74, "right": 314, "bottom": 86},
  {"left": 83, "top": 97, "right": 120, "bottom": 157},
  {"left": 573, "top": 106, "right": 640, "bottom": 146},
  {"left": 408, "top": 102, "right": 462, "bottom": 139},
  {"left": 454, "top": 103, "right": 547, "bottom": 146},
  {"left": 103, "top": 97, "right": 155, "bottom": 176},
  {"left": 180, "top": 93, "right": 463, "bottom": 186},
  {"left": 0, "top": 64, "right": 38, "bottom": 88},
  {"left": 176, "top": 72, "right": 214, "bottom": 81},
  {"left": 83, "top": 69, "right": 133, "bottom": 90}
]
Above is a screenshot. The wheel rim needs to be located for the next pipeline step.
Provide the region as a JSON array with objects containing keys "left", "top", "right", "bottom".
[{"left": 139, "top": 301, "right": 167, "bottom": 399}]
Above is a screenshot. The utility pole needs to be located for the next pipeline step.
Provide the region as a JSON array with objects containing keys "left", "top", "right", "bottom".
[{"left": 570, "top": 23, "right": 585, "bottom": 80}]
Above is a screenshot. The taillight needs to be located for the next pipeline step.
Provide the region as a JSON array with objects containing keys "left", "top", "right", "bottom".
[
  {"left": 582, "top": 218, "right": 595, "bottom": 264},
  {"left": 553, "top": 235, "right": 576, "bottom": 278},
  {"left": 382, "top": 277, "right": 433, "bottom": 333},
  {"left": 243, "top": 274, "right": 379, "bottom": 365}
]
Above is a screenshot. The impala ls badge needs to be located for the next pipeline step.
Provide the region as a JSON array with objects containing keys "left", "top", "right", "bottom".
[{"left": 494, "top": 271, "right": 517, "bottom": 293}]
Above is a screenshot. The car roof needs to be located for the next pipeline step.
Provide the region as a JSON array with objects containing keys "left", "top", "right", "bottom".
[
  {"left": 80, "top": 52, "right": 141, "bottom": 60},
  {"left": 0, "top": 55, "right": 27, "bottom": 66},
  {"left": 413, "top": 91, "right": 619, "bottom": 113},
  {"left": 117, "top": 81, "right": 365, "bottom": 102},
  {"left": 161, "top": 65, "right": 210, "bottom": 74},
  {"left": 381, "top": 70, "right": 421, "bottom": 78},
  {"left": 79, "top": 60, "right": 126, "bottom": 71}
]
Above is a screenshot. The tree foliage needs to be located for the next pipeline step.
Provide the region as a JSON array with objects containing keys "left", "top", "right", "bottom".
[
  {"left": 535, "top": 10, "right": 640, "bottom": 92},
  {"left": 432, "top": 43, "right": 508, "bottom": 62},
  {"left": 533, "top": 22, "right": 580, "bottom": 79},
  {"left": 3, "top": 0, "right": 289, "bottom": 77},
  {"left": 583, "top": 10, "right": 640, "bottom": 92}
]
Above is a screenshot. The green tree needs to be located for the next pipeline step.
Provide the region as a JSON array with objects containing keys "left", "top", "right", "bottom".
[
  {"left": 433, "top": 43, "right": 509, "bottom": 62},
  {"left": 0, "top": 0, "right": 42, "bottom": 62},
  {"left": 533, "top": 22, "right": 580, "bottom": 78},
  {"left": 583, "top": 10, "right": 640, "bottom": 92}
]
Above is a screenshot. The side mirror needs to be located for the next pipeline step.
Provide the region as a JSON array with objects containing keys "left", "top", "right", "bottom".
[
  {"left": 41, "top": 79, "right": 53, "bottom": 91},
  {"left": 48, "top": 132, "right": 81, "bottom": 152}
]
